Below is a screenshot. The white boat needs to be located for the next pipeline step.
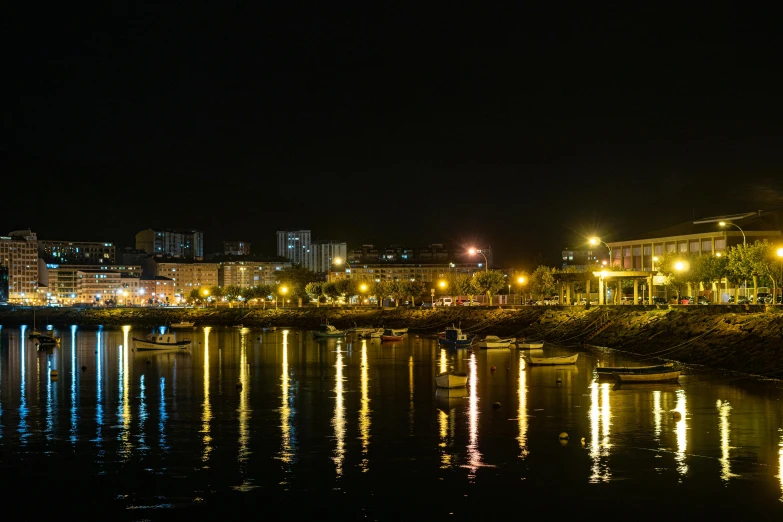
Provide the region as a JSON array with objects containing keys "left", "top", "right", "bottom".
[
  {"left": 364, "top": 328, "right": 384, "bottom": 338},
  {"left": 435, "top": 371, "right": 468, "bottom": 388},
  {"left": 170, "top": 321, "right": 195, "bottom": 328},
  {"left": 516, "top": 339, "right": 544, "bottom": 349},
  {"left": 478, "top": 335, "right": 514, "bottom": 349},
  {"left": 392, "top": 327, "right": 409, "bottom": 335},
  {"left": 528, "top": 353, "right": 579, "bottom": 366},
  {"left": 348, "top": 324, "right": 380, "bottom": 336},
  {"left": 133, "top": 332, "right": 192, "bottom": 351},
  {"left": 613, "top": 370, "right": 681, "bottom": 383},
  {"left": 28, "top": 306, "right": 60, "bottom": 347}
]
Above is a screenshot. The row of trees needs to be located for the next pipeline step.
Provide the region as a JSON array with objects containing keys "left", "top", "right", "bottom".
[{"left": 182, "top": 240, "right": 783, "bottom": 307}]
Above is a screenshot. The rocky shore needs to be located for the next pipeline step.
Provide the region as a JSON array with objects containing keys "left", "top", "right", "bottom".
[{"left": 3, "top": 304, "right": 783, "bottom": 379}]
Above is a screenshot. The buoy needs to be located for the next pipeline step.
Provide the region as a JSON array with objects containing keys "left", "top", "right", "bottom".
[
  {"left": 95, "top": 350, "right": 98, "bottom": 354},
  {"left": 559, "top": 432, "right": 569, "bottom": 440},
  {"left": 672, "top": 411, "right": 682, "bottom": 421},
  {"left": 581, "top": 437, "right": 586, "bottom": 446},
  {"left": 50, "top": 369, "right": 58, "bottom": 378},
  {"left": 490, "top": 365, "right": 496, "bottom": 371},
  {"left": 556, "top": 377, "right": 562, "bottom": 384},
  {"left": 492, "top": 402, "right": 501, "bottom": 409},
  {"left": 81, "top": 365, "right": 87, "bottom": 371},
  {"left": 236, "top": 379, "right": 243, "bottom": 390}
]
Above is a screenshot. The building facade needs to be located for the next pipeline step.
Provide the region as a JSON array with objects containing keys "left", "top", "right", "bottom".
[
  {"left": 223, "top": 241, "right": 251, "bottom": 256},
  {"left": 143, "top": 257, "right": 219, "bottom": 299},
  {"left": 305, "top": 240, "right": 347, "bottom": 274},
  {"left": 217, "top": 258, "right": 292, "bottom": 288},
  {"left": 328, "top": 262, "right": 490, "bottom": 284},
  {"left": 38, "top": 240, "right": 116, "bottom": 264},
  {"left": 277, "top": 230, "right": 312, "bottom": 267},
  {"left": 347, "top": 243, "right": 493, "bottom": 268},
  {"left": 45, "top": 264, "right": 143, "bottom": 303},
  {"left": 135, "top": 228, "right": 204, "bottom": 260},
  {"left": 0, "top": 230, "right": 40, "bottom": 303},
  {"left": 561, "top": 247, "right": 600, "bottom": 270}
]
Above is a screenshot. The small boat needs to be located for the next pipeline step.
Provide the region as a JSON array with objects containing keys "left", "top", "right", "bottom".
[
  {"left": 132, "top": 332, "right": 192, "bottom": 351},
  {"left": 312, "top": 323, "right": 347, "bottom": 338},
  {"left": 596, "top": 363, "right": 674, "bottom": 378},
  {"left": 170, "top": 321, "right": 195, "bottom": 328},
  {"left": 381, "top": 328, "right": 404, "bottom": 342},
  {"left": 437, "top": 324, "right": 475, "bottom": 347},
  {"left": 477, "top": 335, "right": 514, "bottom": 349},
  {"left": 528, "top": 353, "right": 579, "bottom": 366},
  {"left": 348, "top": 324, "right": 379, "bottom": 336},
  {"left": 435, "top": 371, "right": 468, "bottom": 388},
  {"left": 516, "top": 339, "right": 544, "bottom": 349},
  {"left": 613, "top": 370, "right": 681, "bottom": 383},
  {"left": 262, "top": 326, "right": 277, "bottom": 332},
  {"left": 392, "top": 327, "right": 409, "bottom": 335},
  {"left": 28, "top": 306, "right": 60, "bottom": 346}
]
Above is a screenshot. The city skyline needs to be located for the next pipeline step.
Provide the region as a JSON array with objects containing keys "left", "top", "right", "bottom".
[{"left": 6, "top": 4, "right": 782, "bottom": 268}]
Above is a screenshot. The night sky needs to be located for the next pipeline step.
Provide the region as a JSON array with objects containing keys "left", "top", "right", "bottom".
[{"left": 5, "top": 3, "right": 783, "bottom": 268}]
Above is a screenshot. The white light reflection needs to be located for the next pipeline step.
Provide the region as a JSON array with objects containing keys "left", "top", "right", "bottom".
[
  {"left": 95, "top": 328, "right": 104, "bottom": 447},
  {"left": 69, "top": 325, "right": 77, "bottom": 444},
  {"left": 778, "top": 428, "right": 783, "bottom": 502},
  {"left": 359, "top": 339, "right": 371, "bottom": 471},
  {"left": 138, "top": 374, "right": 147, "bottom": 452},
  {"left": 159, "top": 377, "right": 167, "bottom": 449},
  {"left": 19, "top": 326, "right": 28, "bottom": 445},
  {"left": 332, "top": 341, "right": 346, "bottom": 476},
  {"left": 465, "top": 350, "right": 482, "bottom": 479},
  {"left": 118, "top": 326, "right": 131, "bottom": 457},
  {"left": 717, "top": 399, "right": 735, "bottom": 482},
  {"left": 653, "top": 391, "right": 662, "bottom": 442},
  {"left": 674, "top": 389, "right": 688, "bottom": 476},
  {"left": 45, "top": 353, "right": 54, "bottom": 440},
  {"left": 201, "top": 327, "right": 212, "bottom": 465},
  {"left": 588, "top": 380, "right": 612, "bottom": 482},
  {"left": 518, "top": 352, "right": 528, "bottom": 458},
  {"left": 278, "top": 329, "right": 294, "bottom": 464}
]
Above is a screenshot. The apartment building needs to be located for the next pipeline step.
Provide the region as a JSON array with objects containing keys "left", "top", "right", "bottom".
[
  {"left": 135, "top": 228, "right": 204, "bottom": 260},
  {"left": 143, "top": 256, "right": 219, "bottom": 298},
  {"left": 304, "top": 240, "right": 347, "bottom": 274},
  {"left": 38, "top": 240, "right": 116, "bottom": 264},
  {"left": 0, "top": 229, "right": 40, "bottom": 302},
  {"left": 216, "top": 257, "right": 291, "bottom": 288},
  {"left": 223, "top": 241, "right": 251, "bottom": 256},
  {"left": 45, "top": 264, "right": 143, "bottom": 303},
  {"left": 329, "top": 263, "right": 492, "bottom": 284},
  {"left": 277, "top": 230, "right": 312, "bottom": 267}
]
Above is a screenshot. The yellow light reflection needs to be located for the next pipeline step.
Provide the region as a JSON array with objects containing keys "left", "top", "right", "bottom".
[
  {"left": 237, "top": 326, "right": 250, "bottom": 467},
  {"left": 359, "top": 339, "right": 371, "bottom": 471},
  {"left": 119, "top": 325, "right": 132, "bottom": 458},
  {"left": 778, "top": 428, "right": 783, "bottom": 501},
  {"left": 518, "top": 353, "right": 528, "bottom": 458},
  {"left": 674, "top": 389, "right": 688, "bottom": 476},
  {"left": 332, "top": 342, "right": 346, "bottom": 475},
  {"left": 653, "top": 391, "right": 662, "bottom": 442},
  {"left": 439, "top": 347, "right": 448, "bottom": 374},
  {"left": 717, "top": 399, "right": 735, "bottom": 482},
  {"left": 279, "top": 329, "right": 293, "bottom": 464},
  {"left": 409, "top": 355, "right": 415, "bottom": 434},
  {"left": 466, "top": 351, "right": 482, "bottom": 479},
  {"left": 201, "top": 327, "right": 212, "bottom": 465},
  {"left": 588, "top": 380, "right": 612, "bottom": 482}
]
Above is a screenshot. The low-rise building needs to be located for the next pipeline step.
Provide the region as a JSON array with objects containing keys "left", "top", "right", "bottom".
[{"left": 0, "top": 230, "right": 40, "bottom": 303}]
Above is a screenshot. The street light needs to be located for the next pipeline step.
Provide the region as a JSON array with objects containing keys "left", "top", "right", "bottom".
[
  {"left": 468, "top": 247, "right": 488, "bottom": 272},
  {"left": 518, "top": 276, "right": 526, "bottom": 305},
  {"left": 589, "top": 237, "right": 612, "bottom": 268},
  {"left": 774, "top": 247, "right": 783, "bottom": 305},
  {"left": 719, "top": 221, "right": 747, "bottom": 299},
  {"left": 279, "top": 286, "right": 288, "bottom": 309},
  {"left": 202, "top": 288, "right": 210, "bottom": 308},
  {"left": 674, "top": 261, "right": 686, "bottom": 303}
]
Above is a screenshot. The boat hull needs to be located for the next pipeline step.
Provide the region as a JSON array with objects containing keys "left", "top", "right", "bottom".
[
  {"left": 170, "top": 323, "right": 195, "bottom": 328},
  {"left": 596, "top": 363, "right": 674, "bottom": 377},
  {"left": 437, "top": 338, "right": 474, "bottom": 347},
  {"left": 528, "top": 353, "right": 579, "bottom": 365},
  {"left": 613, "top": 370, "right": 681, "bottom": 383},
  {"left": 312, "top": 332, "right": 346, "bottom": 338},
  {"left": 133, "top": 339, "right": 192, "bottom": 350},
  {"left": 517, "top": 342, "right": 544, "bottom": 349},
  {"left": 435, "top": 372, "right": 468, "bottom": 388},
  {"left": 479, "top": 342, "right": 512, "bottom": 349}
]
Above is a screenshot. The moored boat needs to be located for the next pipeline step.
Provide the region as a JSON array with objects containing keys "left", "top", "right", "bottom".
[
  {"left": 613, "top": 370, "right": 681, "bottom": 383},
  {"left": 516, "top": 339, "right": 544, "bottom": 349},
  {"left": 596, "top": 363, "right": 674, "bottom": 378},
  {"left": 477, "top": 335, "right": 514, "bottom": 349},
  {"left": 133, "top": 332, "right": 192, "bottom": 351},
  {"left": 528, "top": 353, "right": 579, "bottom": 365},
  {"left": 170, "top": 321, "right": 195, "bottom": 328},
  {"left": 381, "top": 328, "right": 404, "bottom": 342},
  {"left": 312, "top": 323, "right": 347, "bottom": 338},
  {"left": 435, "top": 371, "right": 468, "bottom": 388},
  {"left": 437, "top": 324, "right": 475, "bottom": 347}
]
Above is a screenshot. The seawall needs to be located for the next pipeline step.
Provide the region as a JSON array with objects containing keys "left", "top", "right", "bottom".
[{"left": 2, "top": 304, "right": 783, "bottom": 379}]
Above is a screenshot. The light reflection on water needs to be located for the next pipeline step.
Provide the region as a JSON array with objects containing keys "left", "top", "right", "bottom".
[{"left": 0, "top": 326, "right": 782, "bottom": 516}]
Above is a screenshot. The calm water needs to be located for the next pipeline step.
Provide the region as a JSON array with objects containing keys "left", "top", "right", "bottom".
[{"left": 1, "top": 323, "right": 783, "bottom": 520}]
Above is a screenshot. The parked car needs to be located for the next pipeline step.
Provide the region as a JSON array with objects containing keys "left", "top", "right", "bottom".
[
  {"left": 728, "top": 296, "right": 750, "bottom": 304},
  {"left": 756, "top": 293, "right": 772, "bottom": 304},
  {"left": 696, "top": 296, "right": 709, "bottom": 305},
  {"left": 651, "top": 297, "right": 667, "bottom": 305}
]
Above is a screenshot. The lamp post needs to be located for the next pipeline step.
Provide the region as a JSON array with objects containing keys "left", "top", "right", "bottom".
[
  {"left": 439, "top": 280, "right": 447, "bottom": 305},
  {"left": 774, "top": 247, "right": 783, "bottom": 305},
  {"left": 719, "top": 222, "right": 747, "bottom": 298},
  {"left": 589, "top": 237, "right": 612, "bottom": 269},
  {"left": 518, "top": 276, "right": 526, "bottom": 305},
  {"left": 674, "top": 261, "right": 685, "bottom": 303},
  {"left": 279, "top": 286, "right": 288, "bottom": 310},
  {"left": 468, "top": 247, "right": 488, "bottom": 272},
  {"left": 202, "top": 288, "right": 210, "bottom": 308},
  {"left": 360, "top": 283, "right": 368, "bottom": 306}
]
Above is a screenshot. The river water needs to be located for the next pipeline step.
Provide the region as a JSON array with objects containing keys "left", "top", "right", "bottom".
[{"left": 1, "top": 324, "right": 782, "bottom": 520}]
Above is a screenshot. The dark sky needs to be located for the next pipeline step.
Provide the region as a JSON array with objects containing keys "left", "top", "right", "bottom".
[{"left": 5, "top": 2, "right": 783, "bottom": 268}]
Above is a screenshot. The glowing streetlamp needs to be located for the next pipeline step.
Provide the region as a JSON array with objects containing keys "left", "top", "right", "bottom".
[
  {"left": 589, "top": 237, "right": 612, "bottom": 268},
  {"left": 202, "top": 288, "right": 210, "bottom": 308},
  {"left": 720, "top": 222, "right": 747, "bottom": 299},
  {"left": 279, "top": 286, "right": 288, "bottom": 310},
  {"left": 517, "top": 276, "right": 527, "bottom": 305},
  {"left": 468, "top": 247, "right": 488, "bottom": 272},
  {"left": 674, "top": 261, "right": 686, "bottom": 303}
]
